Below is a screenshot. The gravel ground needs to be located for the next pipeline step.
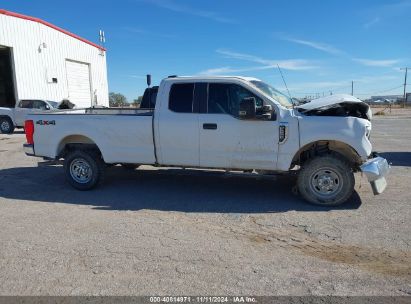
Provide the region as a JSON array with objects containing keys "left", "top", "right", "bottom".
[{"left": 0, "top": 111, "right": 410, "bottom": 296}]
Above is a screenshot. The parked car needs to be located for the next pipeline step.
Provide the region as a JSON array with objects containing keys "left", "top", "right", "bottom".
[
  {"left": 22, "top": 76, "right": 389, "bottom": 206},
  {"left": 0, "top": 99, "right": 60, "bottom": 133}
]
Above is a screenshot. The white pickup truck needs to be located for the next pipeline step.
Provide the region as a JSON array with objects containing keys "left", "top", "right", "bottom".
[
  {"left": 23, "top": 76, "right": 389, "bottom": 206},
  {"left": 0, "top": 99, "right": 61, "bottom": 134}
]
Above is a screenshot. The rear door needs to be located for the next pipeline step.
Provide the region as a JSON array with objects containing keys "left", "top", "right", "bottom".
[
  {"left": 156, "top": 82, "right": 200, "bottom": 166},
  {"left": 198, "top": 82, "right": 279, "bottom": 170}
]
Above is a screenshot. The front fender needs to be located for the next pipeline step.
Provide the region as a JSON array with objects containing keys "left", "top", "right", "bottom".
[
  {"left": 298, "top": 116, "right": 372, "bottom": 161},
  {"left": 276, "top": 116, "right": 372, "bottom": 171},
  {"left": 0, "top": 108, "right": 15, "bottom": 123}
]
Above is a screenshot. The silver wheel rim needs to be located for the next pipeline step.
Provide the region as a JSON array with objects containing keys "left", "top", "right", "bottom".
[
  {"left": 70, "top": 158, "right": 93, "bottom": 184},
  {"left": 309, "top": 167, "right": 343, "bottom": 199},
  {"left": 1, "top": 121, "right": 10, "bottom": 132}
]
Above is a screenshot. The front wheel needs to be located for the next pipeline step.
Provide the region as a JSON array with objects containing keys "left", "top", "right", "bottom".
[
  {"left": 0, "top": 117, "right": 15, "bottom": 134},
  {"left": 64, "top": 150, "right": 105, "bottom": 190},
  {"left": 297, "top": 154, "right": 354, "bottom": 206}
]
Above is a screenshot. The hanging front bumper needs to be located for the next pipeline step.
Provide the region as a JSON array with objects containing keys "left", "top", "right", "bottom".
[{"left": 360, "top": 156, "right": 390, "bottom": 195}]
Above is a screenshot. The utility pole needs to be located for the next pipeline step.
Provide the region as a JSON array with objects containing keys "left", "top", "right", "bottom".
[
  {"left": 400, "top": 68, "right": 409, "bottom": 107},
  {"left": 351, "top": 81, "right": 354, "bottom": 96}
]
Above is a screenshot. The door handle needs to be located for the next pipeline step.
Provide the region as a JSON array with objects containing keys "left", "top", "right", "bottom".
[{"left": 203, "top": 123, "right": 217, "bottom": 130}]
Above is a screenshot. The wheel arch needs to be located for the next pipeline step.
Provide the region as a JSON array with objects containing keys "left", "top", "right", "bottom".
[
  {"left": 57, "top": 135, "right": 104, "bottom": 160},
  {"left": 0, "top": 114, "right": 14, "bottom": 122},
  {"left": 291, "top": 140, "right": 362, "bottom": 168}
]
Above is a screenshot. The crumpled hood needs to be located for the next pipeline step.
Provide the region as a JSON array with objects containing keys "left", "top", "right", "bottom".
[
  {"left": 296, "top": 94, "right": 372, "bottom": 120},
  {"left": 296, "top": 94, "right": 363, "bottom": 111}
]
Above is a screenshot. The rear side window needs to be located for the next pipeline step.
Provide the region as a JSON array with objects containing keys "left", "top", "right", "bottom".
[
  {"left": 19, "top": 100, "right": 33, "bottom": 108},
  {"left": 169, "top": 83, "right": 194, "bottom": 113}
]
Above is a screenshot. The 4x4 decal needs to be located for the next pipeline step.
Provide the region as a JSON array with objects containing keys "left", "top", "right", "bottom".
[{"left": 36, "top": 120, "right": 56, "bottom": 126}]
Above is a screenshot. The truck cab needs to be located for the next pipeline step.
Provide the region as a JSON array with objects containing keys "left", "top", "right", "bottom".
[{"left": 154, "top": 76, "right": 282, "bottom": 170}]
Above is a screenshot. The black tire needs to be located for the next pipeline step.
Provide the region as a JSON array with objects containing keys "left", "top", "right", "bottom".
[
  {"left": 64, "top": 149, "right": 105, "bottom": 190},
  {"left": 0, "top": 117, "right": 15, "bottom": 134},
  {"left": 297, "top": 154, "right": 354, "bottom": 206}
]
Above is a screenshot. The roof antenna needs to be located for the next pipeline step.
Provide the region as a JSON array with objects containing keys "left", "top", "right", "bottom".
[{"left": 277, "top": 64, "right": 292, "bottom": 100}]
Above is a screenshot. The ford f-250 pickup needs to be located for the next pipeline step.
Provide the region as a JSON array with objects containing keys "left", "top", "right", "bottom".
[{"left": 23, "top": 76, "right": 390, "bottom": 206}]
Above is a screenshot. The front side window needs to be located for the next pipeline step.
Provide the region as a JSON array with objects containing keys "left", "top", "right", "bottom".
[
  {"left": 33, "top": 100, "right": 47, "bottom": 110},
  {"left": 47, "top": 101, "right": 59, "bottom": 108},
  {"left": 169, "top": 83, "right": 194, "bottom": 113},
  {"left": 208, "top": 83, "right": 263, "bottom": 117}
]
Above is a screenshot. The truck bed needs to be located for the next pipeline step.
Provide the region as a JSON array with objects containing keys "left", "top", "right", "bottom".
[{"left": 29, "top": 108, "right": 156, "bottom": 164}]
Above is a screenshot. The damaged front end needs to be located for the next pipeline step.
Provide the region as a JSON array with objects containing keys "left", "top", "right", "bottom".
[
  {"left": 296, "top": 94, "right": 372, "bottom": 120},
  {"left": 295, "top": 94, "right": 390, "bottom": 195}
]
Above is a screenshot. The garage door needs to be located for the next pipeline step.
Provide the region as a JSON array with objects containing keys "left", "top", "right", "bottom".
[{"left": 66, "top": 60, "right": 91, "bottom": 108}]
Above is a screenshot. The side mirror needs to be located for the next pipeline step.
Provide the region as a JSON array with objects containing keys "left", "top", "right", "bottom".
[
  {"left": 146, "top": 74, "right": 152, "bottom": 87},
  {"left": 45, "top": 105, "right": 50, "bottom": 110},
  {"left": 239, "top": 97, "right": 256, "bottom": 119},
  {"left": 262, "top": 104, "right": 272, "bottom": 113},
  {"left": 259, "top": 104, "right": 274, "bottom": 120}
]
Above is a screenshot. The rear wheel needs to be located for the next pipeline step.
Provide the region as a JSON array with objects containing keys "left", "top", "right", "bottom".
[
  {"left": 0, "top": 117, "right": 14, "bottom": 134},
  {"left": 297, "top": 154, "right": 354, "bottom": 206},
  {"left": 64, "top": 150, "right": 105, "bottom": 190}
]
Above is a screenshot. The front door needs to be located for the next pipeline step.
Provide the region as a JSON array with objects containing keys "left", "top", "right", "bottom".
[{"left": 198, "top": 83, "right": 279, "bottom": 170}]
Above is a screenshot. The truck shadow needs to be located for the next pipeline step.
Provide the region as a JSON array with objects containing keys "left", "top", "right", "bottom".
[
  {"left": 0, "top": 164, "right": 362, "bottom": 213},
  {"left": 378, "top": 152, "right": 411, "bottom": 167}
]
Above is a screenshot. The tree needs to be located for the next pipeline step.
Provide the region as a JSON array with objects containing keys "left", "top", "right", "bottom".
[
  {"left": 109, "top": 92, "right": 128, "bottom": 107},
  {"left": 131, "top": 96, "right": 143, "bottom": 108}
]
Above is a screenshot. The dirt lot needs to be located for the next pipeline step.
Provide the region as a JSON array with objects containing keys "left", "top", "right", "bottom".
[{"left": 0, "top": 109, "right": 410, "bottom": 296}]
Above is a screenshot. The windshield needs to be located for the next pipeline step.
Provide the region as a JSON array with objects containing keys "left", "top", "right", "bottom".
[
  {"left": 250, "top": 80, "right": 293, "bottom": 108},
  {"left": 47, "top": 101, "right": 59, "bottom": 108}
]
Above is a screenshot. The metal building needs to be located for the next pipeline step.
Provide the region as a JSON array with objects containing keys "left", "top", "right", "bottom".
[{"left": 0, "top": 9, "right": 109, "bottom": 108}]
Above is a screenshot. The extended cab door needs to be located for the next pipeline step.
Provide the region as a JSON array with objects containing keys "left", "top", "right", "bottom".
[
  {"left": 198, "top": 82, "right": 279, "bottom": 170},
  {"left": 156, "top": 82, "right": 200, "bottom": 166}
]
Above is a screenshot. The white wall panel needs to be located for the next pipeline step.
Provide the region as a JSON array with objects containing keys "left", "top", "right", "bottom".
[{"left": 0, "top": 12, "right": 109, "bottom": 107}]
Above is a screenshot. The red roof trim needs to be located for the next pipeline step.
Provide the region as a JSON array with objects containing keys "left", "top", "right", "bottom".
[{"left": 0, "top": 9, "right": 106, "bottom": 51}]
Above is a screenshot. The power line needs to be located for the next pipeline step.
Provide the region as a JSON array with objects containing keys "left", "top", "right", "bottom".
[
  {"left": 293, "top": 84, "right": 403, "bottom": 97},
  {"left": 355, "top": 85, "right": 404, "bottom": 96}
]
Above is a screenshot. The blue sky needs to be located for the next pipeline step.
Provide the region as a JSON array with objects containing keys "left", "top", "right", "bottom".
[{"left": 4, "top": 0, "right": 411, "bottom": 101}]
